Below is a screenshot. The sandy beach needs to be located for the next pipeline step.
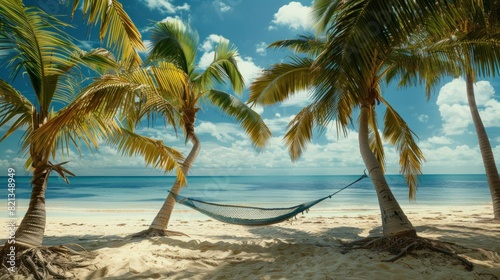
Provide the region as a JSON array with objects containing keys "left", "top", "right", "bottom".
[{"left": 3, "top": 204, "right": 496, "bottom": 280}]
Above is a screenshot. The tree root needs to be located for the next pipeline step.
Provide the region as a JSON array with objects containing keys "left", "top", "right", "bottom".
[
  {"left": 0, "top": 244, "right": 95, "bottom": 279},
  {"left": 131, "top": 228, "right": 190, "bottom": 238},
  {"left": 341, "top": 236, "right": 474, "bottom": 271}
]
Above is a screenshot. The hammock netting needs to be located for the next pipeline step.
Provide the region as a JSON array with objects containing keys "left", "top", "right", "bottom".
[
  {"left": 172, "top": 173, "right": 368, "bottom": 226},
  {"left": 175, "top": 194, "right": 329, "bottom": 226}
]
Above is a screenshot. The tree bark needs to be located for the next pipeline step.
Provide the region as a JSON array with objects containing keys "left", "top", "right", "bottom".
[
  {"left": 149, "top": 132, "right": 201, "bottom": 230},
  {"left": 466, "top": 73, "right": 500, "bottom": 220},
  {"left": 12, "top": 160, "right": 49, "bottom": 249},
  {"left": 358, "top": 105, "right": 417, "bottom": 237}
]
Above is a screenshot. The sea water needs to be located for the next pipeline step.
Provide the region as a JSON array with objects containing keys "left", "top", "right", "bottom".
[{"left": 0, "top": 174, "right": 493, "bottom": 221}]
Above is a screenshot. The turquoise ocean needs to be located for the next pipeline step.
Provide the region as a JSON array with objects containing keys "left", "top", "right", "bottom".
[{"left": 0, "top": 174, "right": 493, "bottom": 221}]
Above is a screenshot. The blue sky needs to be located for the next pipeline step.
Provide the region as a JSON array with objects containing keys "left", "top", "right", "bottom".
[{"left": 1, "top": 0, "right": 499, "bottom": 176}]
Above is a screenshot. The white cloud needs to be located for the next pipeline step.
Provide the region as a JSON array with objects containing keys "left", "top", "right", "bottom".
[
  {"left": 263, "top": 115, "right": 295, "bottom": 134},
  {"left": 421, "top": 144, "right": 484, "bottom": 173},
  {"left": 141, "top": 16, "right": 186, "bottom": 33},
  {"left": 280, "top": 90, "right": 312, "bottom": 107},
  {"left": 135, "top": 127, "right": 180, "bottom": 143},
  {"left": 416, "top": 114, "right": 429, "bottom": 123},
  {"left": 141, "top": 0, "right": 190, "bottom": 13},
  {"left": 213, "top": 0, "right": 231, "bottom": 13},
  {"left": 426, "top": 136, "right": 453, "bottom": 145},
  {"left": 256, "top": 42, "right": 267, "bottom": 56},
  {"left": 437, "top": 78, "right": 500, "bottom": 135},
  {"left": 252, "top": 105, "right": 264, "bottom": 115},
  {"left": 195, "top": 121, "right": 240, "bottom": 142},
  {"left": 201, "top": 34, "right": 230, "bottom": 52},
  {"left": 198, "top": 51, "right": 215, "bottom": 69},
  {"left": 269, "top": 2, "right": 313, "bottom": 31},
  {"left": 235, "top": 56, "right": 263, "bottom": 85}
]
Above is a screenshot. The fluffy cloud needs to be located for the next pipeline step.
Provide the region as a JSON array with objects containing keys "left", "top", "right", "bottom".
[
  {"left": 437, "top": 78, "right": 500, "bottom": 135},
  {"left": 141, "top": 0, "right": 190, "bottom": 13},
  {"left": 269, "top": 2, "right": 313, "bottom": 31}
]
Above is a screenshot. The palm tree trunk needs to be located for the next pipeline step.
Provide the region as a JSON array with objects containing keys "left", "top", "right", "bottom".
[
  {"left": 466, "top": 73, "right": 500, "bottom": 220},
  {"left": 149, "top": 132, "right": 201, "bottom": 230},
  {"left": 12, "top": 161, "right": 49, "bottom": 249},
  {"left": 358, "top": 105, "right": 416, "bottom": 237}
]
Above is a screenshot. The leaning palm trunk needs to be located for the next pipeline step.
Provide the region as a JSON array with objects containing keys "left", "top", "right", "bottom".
[
  {"left": 10, "top": 163, "right": 49, "bottom": 249},
  {"left": 466, "top": 73, "right": 500, "bottom": 220},
  {"left": 358, "top": 106, "right": 416, "bottom": 237},
  {"left": 149, "top": 131, "right": 200, "bottom": 231}
]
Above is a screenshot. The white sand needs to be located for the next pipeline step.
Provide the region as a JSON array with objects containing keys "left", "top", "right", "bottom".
[{"left": 2, "top": 205, "right": 500, "bottom": 279}]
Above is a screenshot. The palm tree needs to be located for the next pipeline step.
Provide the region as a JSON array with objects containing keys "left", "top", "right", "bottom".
[
  {"left": 0, "top": 1, "right": 182, "bottom": 276},
  {"left": 135, "top": 19, "right": 272, "bottom": 236},
  {"left": 250, "top": 0, "right": 458, "bottom": 239},
  {"left": 423, "top": 0, "right": 500, "bottom": 220}
]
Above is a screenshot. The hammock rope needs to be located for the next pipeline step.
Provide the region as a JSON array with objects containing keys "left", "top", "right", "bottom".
[{"left": 170, "top": 172, "right": 368, "bottom": 226}]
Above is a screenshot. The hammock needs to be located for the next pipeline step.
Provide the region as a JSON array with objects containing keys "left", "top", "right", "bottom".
[{"left": 170, "top": 173, "right": 368, "bottom": 226}]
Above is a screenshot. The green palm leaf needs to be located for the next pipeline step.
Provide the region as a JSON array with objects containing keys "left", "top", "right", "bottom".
[
  {"left": 108, "top": 127, "right": 185, "bottom": 184},
  {"left": 207, "top": 90, "right": 271, "bottom": 149},
  {"left": 71, "top": 0, "right": 146, "bottom": 67},
  {"left": 380, "top": 97, "right": 425, "bottom": 199},
  {"left": 148, "top": 20, "right": 199, "bottom": 74},
  {"left": 0, "top": 2, "right": 79, "bottom": 111},
  {"left": 283, "top": 104, "right": 316, "bottom": 161},
  {"left": 0, "top": 80, "right": 34, "bottom": 141},
  {"left": 249, "top": 56, "right": 314, "bottom": 106},
  {"left": 269, "top": 34, "right": 326, "bottom": 56},
  {"left": 31, "top": 65, "right": 186, "bottom": 156},
  {"left": 196, "top": 41, "right": 244, "bottom": 94}
]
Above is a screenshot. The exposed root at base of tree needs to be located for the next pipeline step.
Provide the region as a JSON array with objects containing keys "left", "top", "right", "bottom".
[
  {"left": 340, "top": 236, "right": 474, "bottom": 271},
  {"left": 131, "top": 228, "right": 190, "bottom": 238},
  {"left": 0, "top": 244, "right": 94, "bottom": 280}
]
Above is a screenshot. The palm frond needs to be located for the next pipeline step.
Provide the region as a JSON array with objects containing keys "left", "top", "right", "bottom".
[
  {"left": 0, "top": 80, "right": 34, "bottom": 141},
  {"left": 269, "top": 34, "right": 326, "bottom": 56},
  {"left": 108, "top": 127, "right": 186, "bottom": 184},
  {"left": 148, "top": 19, "right": 199, "bottom": 74},
  {"left": 380, "top": 97, "right": 425, "bottom": 199},
  {"left": 74, "top": 48, "right": 118, "bottom": 74},
  {"left": 283, "top": 104, "right": 316, "bottom": 161},
  {"left": 30, "top": 65, "right": 186, "bottom": 156},
  {"left": 53, "top": 48, "right": 118, "bottom": 106},
  {"left": 73, "top": 0, "right": 145, "bottom": 67},
  {"left": 313, "top": 0, "right": 455, "bottom": 83},
  {"left": 48, "top": 113, "right": 118, "bottom": 158},
  {"left": 195, "top": 41, "right": 244, "bottom": 94},
  {"left": 248, "top": 56, "right": 314, "bottom": 106},
  {"left": 207, "top": 90, "right": 271, "bottom": 149},
  {"left": 385, "top": 45, "right": 459, "bottom": 99},
  {"left": 0, "top": 2, "right": 79, "bottom": 111}
]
